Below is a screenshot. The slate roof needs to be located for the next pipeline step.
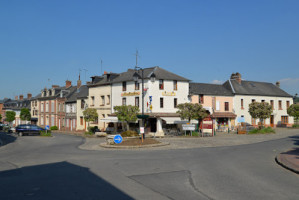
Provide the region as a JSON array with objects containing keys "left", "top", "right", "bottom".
[
  {"left": 89, "top": 73, "right": 120, "bottom": 87},
  {"left": 223, "top": 79, "right": 292, "bottom": 97},
  {"left": 111, "top": 66, "right": 189, "bottom": 83},
  {"left": 38, "top": 86, "right": 77, "bottom": 100},
  {"left": 66, "top": 85, "right": 89, "bottom": 102},
  {"left": 189, "top": 83, "right": 233, "bottom": 96}
]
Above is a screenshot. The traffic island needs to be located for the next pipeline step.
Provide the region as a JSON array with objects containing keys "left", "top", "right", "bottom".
[{"left": 100, "top": 138, "right": 170, "bottom": 149}]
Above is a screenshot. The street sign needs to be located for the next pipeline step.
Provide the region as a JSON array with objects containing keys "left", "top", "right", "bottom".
[
  {"left": 113, "top": 134, "right": 123, "bottom": 144},
  {"left": 182, "top": 124, "right": 196, "bottom": 131},
  {"left": 45, "top": 125, "right": 50, "bottom": 130},
  {"left": 149, "top": 96, "right": 152, "bottom": 102},
  {"left": 140, "top": 127, "right": 144, "bottom": 134}
]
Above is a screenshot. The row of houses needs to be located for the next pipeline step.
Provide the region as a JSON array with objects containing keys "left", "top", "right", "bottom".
[{"left": 0, "top": 67, "right": 295, "bottom": 136}]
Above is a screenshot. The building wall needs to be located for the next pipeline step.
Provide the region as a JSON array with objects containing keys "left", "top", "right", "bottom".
[
  {"left": 88, "top": 85, "right": 112, "bottom": 130},
  {"left": 233, "top": 95, "right": 294, "bottom": 126},
  {"left": 76, "top": 98, "right": 87, "bottom": 131},
  {"left": 111, "top": 79, "right": 189, "bottom": 114},
  {"left": 191, "top": 95, "right": 234, "bottom": 113}
]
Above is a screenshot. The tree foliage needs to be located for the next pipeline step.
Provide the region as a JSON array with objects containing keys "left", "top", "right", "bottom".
[
  {"left": 5, "top": 111, "right": 16, "bottom": 123},
  {"left": 287, "top": 103, "right": 299, "bottom": 124},
  {"left": 20, "top": 108, "right": 31, "bottom": 121},
  {"left": 83, "top": 108, "right": 98, "bottom": 127},
  {"left": 176, "top": 103, "right": 208, "bottom": 122},
  {"left": 114, "top": 105, "right": 139, "bottom": 131},
  {"left": 0, "top": 114, "right": 2, "bottom": 122},
  {"left": 248, "top": 102, "right": 272, "bottom": 128}
]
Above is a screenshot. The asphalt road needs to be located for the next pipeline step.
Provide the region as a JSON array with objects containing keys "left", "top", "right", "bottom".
[{"left": 0, "top": 132, "right": 298, "bottom": 200}]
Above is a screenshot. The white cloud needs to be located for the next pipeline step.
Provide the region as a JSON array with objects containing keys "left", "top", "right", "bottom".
[{"left": 211, "top": 80, "right": 223, "bottom": 84}]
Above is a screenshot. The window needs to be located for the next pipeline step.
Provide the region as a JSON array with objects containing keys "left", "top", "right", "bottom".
[
  {"left": 94, "top": 117, "right": 98, "bottom": 124},
  {"left": 51, "top": 102, "right": 54, "bottom": 112},
  {"left": 101, "top": 96, "right": 105, "bottom": 106},
  {"left": 51, "top": 117, "right": 55, "bottom": 126},
  {"left": 159, "top": 80, "right": 164, "bottom": 90},
  {"left": 41, "top": 116, "right": 44, "bottom": 125},
  {"left": 122, "top": 82, "right": 126, "bottom": 91},
  {"left": 225, "top": 102, "right": 229, "bottom": 111},
  {"left": 107, "top": 95, "right": 110, "bottom": 105},
  {"left": 81, "top": 99, "right": 85, "bottom": 109},
  {"left": 135, "top": 81, "right": 140, "bottom": 90},
  {"left": 135, "top": 97, "right": 139, "bottom": 107},
  {"left": 173, "top": 80, "right": 177, "bottom": 90},
  {"left": 160, "top": 98, "right": 164, "bottom": 108},
  {"left": 199, "top": 95, "right": 204, "bottom": 104},
  {"left": 122, "top": 98, "right": 126, "bottom": 106},
  {"left": 216, "top": 101, "right": 220, "bottom": 111},
  {"left": 46, "top": 102, "right": 49, "bottom": 112},
  {"left": 91, "top": 96, "right": 95, "bottom": 106},
  {"left": 281, "top": 116, "right": 288, "bottom": 124},
  {"left": 286, "top": 101, "right": 290, "bottom": 109},
  {"left": 35, "top": 101, "right": 37, "bottom": 106},
  {"left": 261, "top": 100, "right": 265, "bottom": 103},
  {"left": 252, "top": 99, "right": 256, "bottom": 103},
  {"left": 174, "top": 98, "right": 177, "bottom": 108},
  {"left": 41, "top": 103, "right": 44, "bottom": 112},
  {"left": 279, "top": 100, "right": 282, "bottom": 110},
  {"left": 251, "top": 118, "right": 256, "bottom": 125},
  {"left": 270, "top": 100, "right": 274, "bottom": 110},
  {"left": 80, "top": 117, "right": 83, "bottom": 125},
  {"left": 241, "top": 99, "right": 244, "bottom": 109}
]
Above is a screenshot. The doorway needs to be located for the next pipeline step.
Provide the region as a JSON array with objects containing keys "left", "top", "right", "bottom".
[{"left": 270, "top": 115, "right": 274, "bottom": 127}]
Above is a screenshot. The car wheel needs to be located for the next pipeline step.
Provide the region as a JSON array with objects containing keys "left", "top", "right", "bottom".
[{"left": 19, "top": 132, "right": 23, "bottom": 137}]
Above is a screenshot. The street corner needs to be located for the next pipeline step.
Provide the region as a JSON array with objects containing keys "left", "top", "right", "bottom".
[{"left": 276, "top": 148, "right": 299, "bottom": 174}]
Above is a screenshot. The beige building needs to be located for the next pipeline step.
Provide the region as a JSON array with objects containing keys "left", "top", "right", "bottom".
[
  {"left": 76, "top": 85, "right": 89, "bottom": 131},
  {"left": 190, "top": 83, "right": 236, "bottom": 131}
]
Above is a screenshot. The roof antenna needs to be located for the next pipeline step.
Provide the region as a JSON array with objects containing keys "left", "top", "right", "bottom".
[
  {"left": 79, "top": 69, "right": 82, "bottom": 80},
  {"left": 134, "top": 50, "right": 140, "bottom": 68}
]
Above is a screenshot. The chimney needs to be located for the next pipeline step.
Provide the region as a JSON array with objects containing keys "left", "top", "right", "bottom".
[
  {"left": 276, "top": 81, "right": 280, "bottom": 88},
  {"left": 86, "top": 81, "right": 91, "bottom": 85},
  {"left": 19, "top": 94, "right": 24, "bottom": 100},
  {"left": 15, "top": 96, "right": 18, "bottom": 100},
  {"left": 65, "top": 80, "right": 72, "bottom": 88},
  {"left": 27, "top": 93, "right": 32, "bottom": 100},
  {"left": 52, "top": 85, "right": 59, "bottom": 89},
  {"left": 231, "top": 72, "right": 242, "bottom": 84},
  {"left": 77, "top": 79, "right": 82, "bottom": 89},
  {"left": 104, "top": 71, "right": 107, "bottom": 74}
]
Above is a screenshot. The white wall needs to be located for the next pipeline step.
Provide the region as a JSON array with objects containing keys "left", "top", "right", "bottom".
[{"left": 233, "top": 95, "right": 294, "bottom": 126}]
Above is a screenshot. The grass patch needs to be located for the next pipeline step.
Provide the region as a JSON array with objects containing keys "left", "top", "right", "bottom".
[
  {"left": 41, "top": 130, "right": 52, "bottom": 137},
  {"left": 248, "top": 127, "right": 275, "bottom": 134},
  {"left": 121, "top": 130, "right": 139, "bottom": 137},
  {"left": 84, "top": 131, "right": 94, "bottom": 136}
]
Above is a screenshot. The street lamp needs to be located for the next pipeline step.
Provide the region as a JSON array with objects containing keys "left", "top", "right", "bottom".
[{"left": 133, "top": 67, "right": 145, "bottom": 142}]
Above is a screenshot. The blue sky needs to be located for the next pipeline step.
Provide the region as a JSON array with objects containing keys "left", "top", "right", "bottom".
[{"left": 1, "top": 0, "right": 298, "bottom": 99}]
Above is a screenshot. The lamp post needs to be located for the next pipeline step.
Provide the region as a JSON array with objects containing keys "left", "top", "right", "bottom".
[{"left": 133, "top": 67, "right": 145, "bottom": 142}]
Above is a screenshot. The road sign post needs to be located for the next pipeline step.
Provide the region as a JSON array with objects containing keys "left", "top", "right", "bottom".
[{"left": 113, "top": 134, "right": 123, "bottom": 144}]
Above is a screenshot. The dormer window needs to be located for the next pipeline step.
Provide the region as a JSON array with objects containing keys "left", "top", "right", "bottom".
[
  {"left": 159, "top": 80, "right": 164, "bottom": 90},
  {"left": 135, "top": 81, "right": 140, "bottom": 90},
  {"left": 173, "top": 80, "right": 177, "bottom": 90}
]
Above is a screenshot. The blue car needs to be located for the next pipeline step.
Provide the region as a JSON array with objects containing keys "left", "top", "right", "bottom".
[{"left": 15, "top": 124, "right": 45, "bottom": 136}]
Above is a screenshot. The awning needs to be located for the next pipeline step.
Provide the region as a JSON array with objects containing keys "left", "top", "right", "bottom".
[
  {"left": 160, "top": 117, "right": 198, "bottom": 124},
  {"left": 211, "top": 112, "right": 237, "bottom": 118},
  {"left": 100, "top": 116, "right": 119, "bottom": 123}
]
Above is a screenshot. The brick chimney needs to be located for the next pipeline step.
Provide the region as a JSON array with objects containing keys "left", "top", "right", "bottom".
[
  {"left": 52, "top": 85, "right": 59, "bottom": 89},
  {"left": 230, "top": 72, "right": 242, "bottom": 84},
  {"left": 15, "top": 96, "right": 18, "bottom": 100},
  {"left": 276, "top": 81, "right": 280, "bottom": 88},
  {"left": 77, "top": 79, "right": 82, "bottom": 89},
  {"left": 19, "top": 94, "right": 24, "bottom": 100},
  {"left": 27, "top": 93, "right": 32, "bottom": 100},
  {"left": 65, "top": 80, "right": 72, "bottom": 88}
]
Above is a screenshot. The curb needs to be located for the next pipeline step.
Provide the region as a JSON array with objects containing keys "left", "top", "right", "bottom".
[
  {"left": 99, "top": 142, "right": 170, "bottom": 149},
  {"left": 275, "top": 154, "right": 299, "bottom": 174}
]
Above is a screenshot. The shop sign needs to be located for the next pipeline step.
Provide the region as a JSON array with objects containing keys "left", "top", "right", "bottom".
[
  {"left": 162, "top": 91, "right": 176, "bottom": 96},
  {"left": 182, "top": 124, "right": 196, "bottom": 131},
  {"left": 121, "top": 92, "right": 140, "bottom": 96}
]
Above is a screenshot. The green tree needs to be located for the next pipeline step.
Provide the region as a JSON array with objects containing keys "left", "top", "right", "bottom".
[
  {"left": 176, "top": 103, "right": 196, "bottom": 122},
  {"left": 83, "top": 108, "right": 98, "bottom": 128},
  {"left": 5, "top": 111, "right": 16, "bottom": 126},
  {"left": 287, "top": 103, "right": 299, "bottom": 124},
  {"left": 114, "top": 105, "right": 139, "bottom": 131},
  {"left": 248, "top": 102, "right": 272, "bottom": 129},
  {"left": 0, "top": 114, "right": 2, "bottom": 122},
  {"left": 193, "top": 103, "right": 209, "bottom": 129},
  {"left": 20, "top": 108, "right": 31, "bottom": 122}
]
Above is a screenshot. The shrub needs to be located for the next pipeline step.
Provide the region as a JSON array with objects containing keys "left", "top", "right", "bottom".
[
  {"left": 41, "top": 130, "right": 52, "bottom": 137},
  {"left": 87, "top": 126, "right": 99, "bottom": 133},
  {"left": 292, "top": 124, "right": 299, "bottom": 128},
  {"left": 191, "top": 131, "right": 199, "bottom": 136},
  {"left": 121, "top": 130, "right": 139, "bottom": 137},
  {"left": 249, "top": 127, "right": 275, "bottom": 134},
  {"left": 50, "top": 126, "right": 58, "bottom": 130}
]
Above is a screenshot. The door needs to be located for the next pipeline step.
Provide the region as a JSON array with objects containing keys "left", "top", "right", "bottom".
[{"left": 270, "top": 115, "right": 274, "bottom": 127}]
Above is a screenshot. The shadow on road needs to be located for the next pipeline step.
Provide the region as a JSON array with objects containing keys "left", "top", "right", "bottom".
[
  {"left": 281, "top": 135, "right": 299, "bottom": 158},
  {"left": 0, "top": 161, "right": 133, "bottom": 200},
  {"left": 0, "top": 132, "right": 17, "bottom": 147}
]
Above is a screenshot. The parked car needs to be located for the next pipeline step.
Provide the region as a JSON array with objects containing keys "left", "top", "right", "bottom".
[
  {"left": 8, "top": 127, "right": 16, "bottom": 133},
  {"left": 15, "top": 124, "right": 45, "bottom": 136}
]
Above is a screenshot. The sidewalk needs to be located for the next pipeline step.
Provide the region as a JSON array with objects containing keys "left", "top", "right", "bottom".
[
  {"left": 276, "top": 148, "right": 299, "bottom": 174},
  {"left": 79, "top": 128, "right": 299, "bottom": 151}
]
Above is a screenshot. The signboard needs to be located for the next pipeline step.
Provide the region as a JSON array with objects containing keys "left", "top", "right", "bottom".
[
  {"left": 162, "top": 91, "right": 176, "bottom": 96},
  {"left": 113, "top": 135, "right": 123, "bottom": 144},
  {"left": 237, "top": 117, "right": 245, "bottom": 123},
  {"left": 140, "top": 127, "right": 144, "bottom": 134},
  {"left": 149, "top": 96, "right": 152, "bottom": 102},
  {"left": 45, "top": 125, "right": 50, "bottom": 130},
  {"left": 121, "top": 92, "right": 140, "bottom": 96},
  {"left": 182, "top": 124, "right": 196, "bottom": 131},
  {"left": 202, "top": 119, "right": 213, "bottom": 136}
]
